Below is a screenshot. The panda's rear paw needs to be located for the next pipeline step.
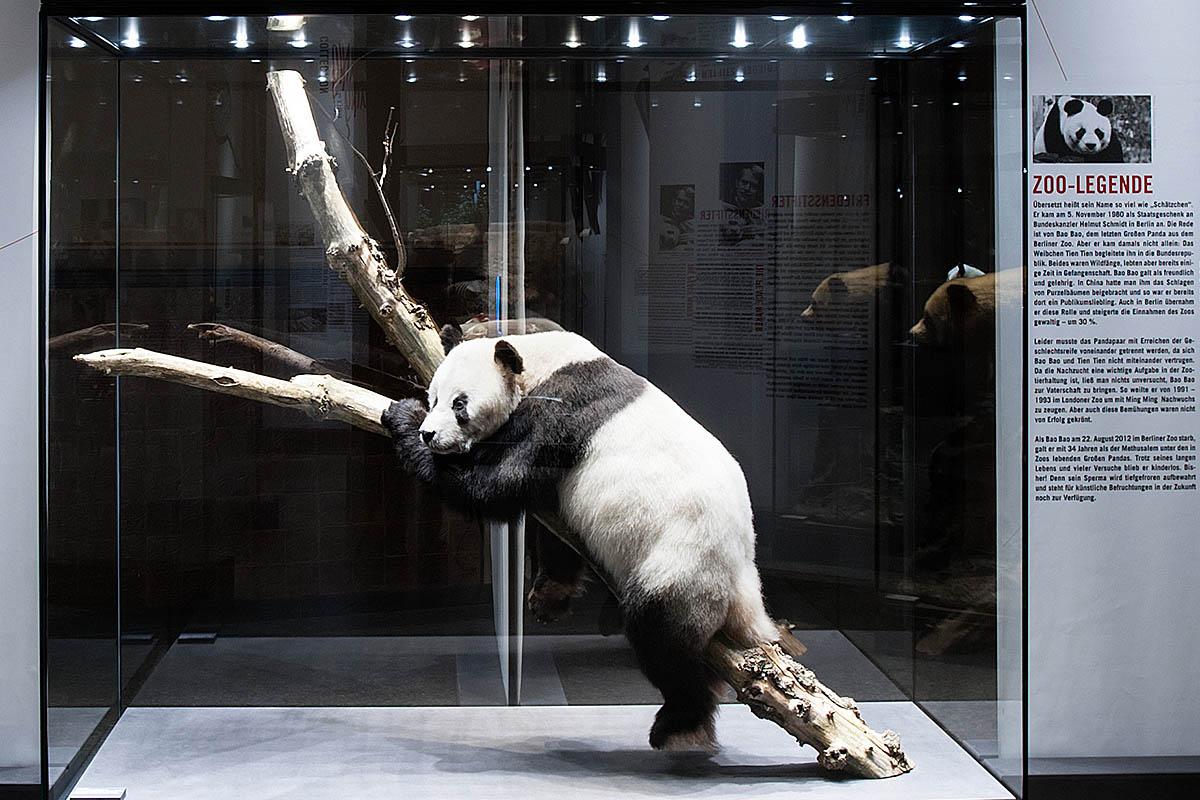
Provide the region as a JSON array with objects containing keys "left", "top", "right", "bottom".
[
  {"left": 526, "top": 576, "right": 575, "bottom": 624},
  {"left": 648, "top": 710, "right": 718, "bottom": 754}
]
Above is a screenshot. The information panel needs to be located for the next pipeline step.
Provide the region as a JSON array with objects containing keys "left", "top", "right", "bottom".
[{"left": 1027, "top": 0, "right": 1200, "bottom": 758}]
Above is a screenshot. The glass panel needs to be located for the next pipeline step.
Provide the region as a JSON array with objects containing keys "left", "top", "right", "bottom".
[
  {"left": 106, "top": 30, "right": 506, "bottom": 711},
  {"left": 44, "top": 17, "right": 119, "bottom": 792},
  {"left": 49, "top": 10, "right": 1026, "bottom": 796}
]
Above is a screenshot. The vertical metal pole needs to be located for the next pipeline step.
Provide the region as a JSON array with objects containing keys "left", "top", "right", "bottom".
[{"left": 486, "top": 15, "right": 526, "bottom": 706}]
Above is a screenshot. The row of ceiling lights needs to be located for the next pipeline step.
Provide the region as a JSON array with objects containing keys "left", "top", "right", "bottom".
[{"left": 74, "top": 13, "right": 982, "bottom": 53}]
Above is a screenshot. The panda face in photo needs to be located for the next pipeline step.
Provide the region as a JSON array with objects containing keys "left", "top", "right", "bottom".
[
  {"left": 1060, "top": 96, "right": 1114, "bottom": 155},
  {"left": 419, "top": 338, "right": 525, "bottom": 454}
]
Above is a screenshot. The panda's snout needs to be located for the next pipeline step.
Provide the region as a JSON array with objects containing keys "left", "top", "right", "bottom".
[{"left": 420, "top": 430, "right": 435, "bottom": 445}]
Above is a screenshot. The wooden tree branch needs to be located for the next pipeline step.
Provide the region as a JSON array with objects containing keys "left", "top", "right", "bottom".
[
  {"left": 75, "top": 69, "right": 917, "bottom": 779},
  {"left": 74, "top": 348, "right": 391, "bottom": 437},
  {"left": 266, "top": 70, "right": 434, "bottom": 377},
  {"left": 266, "top": 67, "right": 909, "bottom": 777},
  {"left": 188, "top": 323, "right": 325, "bottom": 375},
  {"left": 74, "top": 345, "right": 908, "bottom": 778}
]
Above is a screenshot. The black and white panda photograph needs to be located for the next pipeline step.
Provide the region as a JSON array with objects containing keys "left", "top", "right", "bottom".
[{"left": 1032, "top": 94, "right": 1151, "bottom": 163}]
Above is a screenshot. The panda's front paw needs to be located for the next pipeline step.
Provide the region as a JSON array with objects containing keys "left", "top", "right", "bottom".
[{"left": 381, "top": 398, "right": 427, "bottom": 437}]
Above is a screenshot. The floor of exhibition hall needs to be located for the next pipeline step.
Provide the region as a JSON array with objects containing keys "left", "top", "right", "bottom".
[{"left": 65, "top": 631, "right": 1014, "bottom": 800}]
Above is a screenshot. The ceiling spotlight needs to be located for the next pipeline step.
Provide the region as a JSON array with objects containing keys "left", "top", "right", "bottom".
[
  {"left": 770, "top": 15, "right": 791, "bottom": 22},
  {"left": 686, "top": 66, "right": 696, "bottom": 82},
  {"left": 394, "top": 15, "right": 413, "bottom": 21},
  {"left": 397, "top": 36, "right": 416, "bottom": 48},
  {"left": 288, "top": 33, "right": 309, "bottom": 48},
  {"left": 950, "top": 41, "right": 966, "bottom": 49},
  {"left": 825, "top": 71, "right": 834, "bottom": 82},
  {"left": 68, "top": 36, "right": 87, "bottom": 48},
  {"left": 458, "top": 29, "right": 475, "bottom": 48},
  {"left": 730, "top": 19, "right": 751, "bottom": 48},
  {"left": 625, "top": 19, "right": 644, "bottom": 48},
  {"left": 205, "top": 15, "right": 230, "bottom": 22},
  {"left": 564, "top": 36, "right": 581, "bottom": 48},
  {"left": 582, "top": 16, "right": 602, "bottom": 22},
  {"left": 407, "top": 73, "right": 418, "bottom": 83},
  {"left": 231, "top": 18, "right": 250, "bottom": 49},
  {"left": 461, "top": 15, "right": 480, "bottom": 21},
  {"left": 837, "top": 15, "right": 855, "bottom": 22},
  {"left": 789, "top": 24, "right": 808, "bottom": 49},
  {"left": 651, "top": 15, "right": 670, "bottom": 21},
  {"left": 957, "top": 71, "right": 968, "bottom": 81},
  {"left": 896, "top": 33, "right": 914, "bottom": 49},
  {"left": 959, "top": 15, "right": 976, "bottom": 22},
  {"left": 596, "top": 65, "right": 607, "bottom": 83},
  {"left": 735, "top": 67, "right": 745, "bottom": 83}
]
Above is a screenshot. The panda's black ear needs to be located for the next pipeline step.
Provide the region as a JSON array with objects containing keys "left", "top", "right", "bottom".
[
  {"left": 440, "top": 323, "right": 464, "bottom": 354},
  {"left": 494, "top": 339, "right": 524, "bottom": 375},
  {"left": 1064, "top": 98, "right": 1084, "bottom": 116},
  {"left": 1096, "top": 97, "right": 1114, "bottom": 116}
]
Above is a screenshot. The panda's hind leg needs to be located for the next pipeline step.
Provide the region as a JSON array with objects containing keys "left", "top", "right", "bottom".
[{"left": 623, "top": 588, "right": 726, "bottom": 752}]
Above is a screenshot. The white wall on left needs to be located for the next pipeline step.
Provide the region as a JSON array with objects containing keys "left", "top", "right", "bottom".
[{"left": 0, "top": 0, "right": 42, "bottom": 773}]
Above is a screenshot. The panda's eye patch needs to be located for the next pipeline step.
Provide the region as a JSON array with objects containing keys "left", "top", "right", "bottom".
[
  {"left": 1095, "top": 128, "right": 1105, "bottom": 138},
  {"left": 1075, "top": 127, "right": 1085, "bottom": 139},
  {"left": 452, "top": 394, "right": 470, "bottom": 425}
]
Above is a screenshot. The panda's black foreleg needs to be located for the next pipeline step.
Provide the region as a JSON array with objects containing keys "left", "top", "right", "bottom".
[
  {"left": 381, "top": 399, "right": 438, "bottom": 482},
  {"left": 624, "top": 591, "right": 724, "bottom": 751},
  {"left": 381, "top": 399, "right": 526, "bottom": 516},
  {"left": 527, "top": 522, "right": 586, "bottom": 624}
]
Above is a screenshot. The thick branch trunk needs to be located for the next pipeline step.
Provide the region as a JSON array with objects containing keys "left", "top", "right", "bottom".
[{"left": 266, "top": 70, "right": 441, "bottom": 383}]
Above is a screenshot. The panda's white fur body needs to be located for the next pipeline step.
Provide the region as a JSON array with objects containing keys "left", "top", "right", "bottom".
[
  {"left": 559, "top": 381, "right": 775, "bottom": 642},
  {"left": 383, "top": 330, "right": 776, "bottom": 750}
]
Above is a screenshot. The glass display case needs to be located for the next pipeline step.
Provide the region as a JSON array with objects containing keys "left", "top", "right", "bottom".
[{"left": 40, "top": 4, "right": 1026, "bottom": 799}]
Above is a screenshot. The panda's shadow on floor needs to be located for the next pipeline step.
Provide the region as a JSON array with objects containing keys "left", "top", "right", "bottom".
[{"left": 408, "top": 735, "right": 832, "bottom": 788}]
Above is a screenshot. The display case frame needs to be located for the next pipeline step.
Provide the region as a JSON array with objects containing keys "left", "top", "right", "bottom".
[{"left": 35, "top": 3, "right": 1030, "bottom": 799}]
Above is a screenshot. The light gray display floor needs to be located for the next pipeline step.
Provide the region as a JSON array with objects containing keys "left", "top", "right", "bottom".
[{"left": 74, "top": 703, "right": 1013, "bottom": 800}]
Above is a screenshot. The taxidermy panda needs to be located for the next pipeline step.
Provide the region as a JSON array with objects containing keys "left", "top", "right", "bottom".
[
  {"left": 1034, "top": 95, "right": 1124, "bottom": 162},
  {"left": 381, "top": 329, "right": 777, "bottom": 751}
]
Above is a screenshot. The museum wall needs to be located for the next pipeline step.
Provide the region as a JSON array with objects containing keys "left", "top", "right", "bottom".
[{"left": 0, "top": 0, "right": 41, "bottom": 771}]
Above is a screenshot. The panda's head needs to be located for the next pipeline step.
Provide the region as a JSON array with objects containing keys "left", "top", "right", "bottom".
[
  {"left": 1058, "top": 96, "right": 1114, "bottom": 155},
  {"left": 419, "top": 334, "right": 525, "bottom": 454}
]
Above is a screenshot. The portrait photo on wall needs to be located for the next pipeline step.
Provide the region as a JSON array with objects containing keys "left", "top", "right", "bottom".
[
  {"left": 1032, "top": 94, "right": 1151, "bottom": 164},
  {"left": 654, "top": 183, "right": 696, "bottom": 253},
  {"left": 718, "top": 161, "right": 765, "bottom": 247}
]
